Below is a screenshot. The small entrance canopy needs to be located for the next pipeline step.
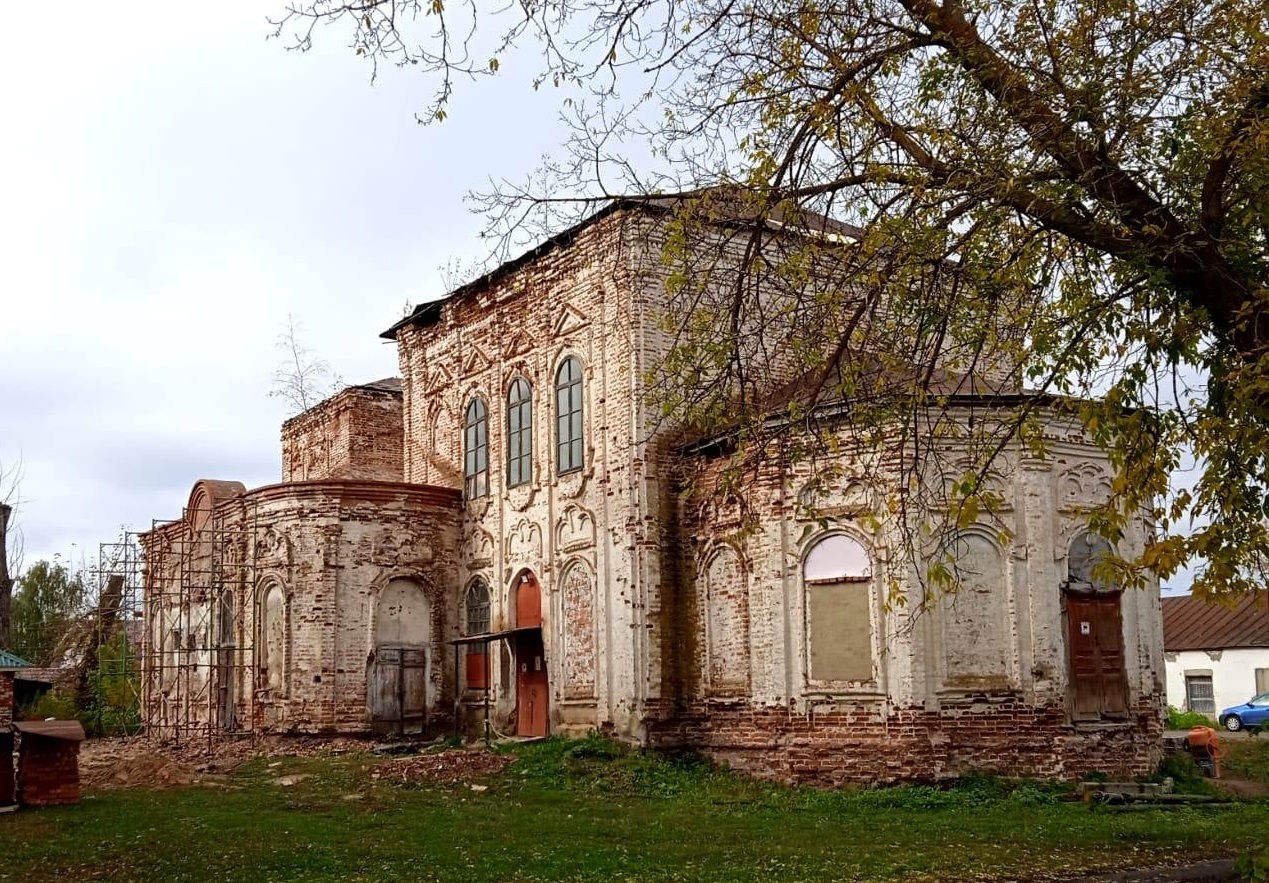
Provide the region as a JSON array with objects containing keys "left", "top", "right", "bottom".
[
  {"left": 448, "top": 626, "right": 543, "bottom": 745},
  {"left": 449, "top": 625, "right": 541, "bottom": 647}
]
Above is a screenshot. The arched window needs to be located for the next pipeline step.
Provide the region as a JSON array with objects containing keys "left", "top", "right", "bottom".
[
  {"left": 555, "top": 357, "right": 584, "bottom": 474},
  {"left": 943, "top": 534, "right": 1009, "bottom": 681},
  {"left": 260, "top": 583, "right": 287, "bottom": 694},
  {"left": 465, "top": 579, "right": 492, "bottom": 689},
  {"left": 804, "top": 534, "right": 873, "bottom": 683},
  {"left": 1067, "top": 532, "right": 1115, "bottom": 591},
  {"left": 507, "top": 378, "right": 533, "bottom": 487},
  {"left": 464, "top": 398, "right": 489, "bottom": 498}
]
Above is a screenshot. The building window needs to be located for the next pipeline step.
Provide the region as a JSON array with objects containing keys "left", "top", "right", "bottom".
[
  {"left": 1186, "top": 674, "right": 1216, "bottom": 715},
  {"left": 464, "top": 398, "right": 489, "bottom": 498},
  {"left": 804, "top": 534, "right": 873, "bottom": 683},
  {"left": 1067, "top": 532, "right": 1115, "bottom": 591},
  {"left": 260, "top": 582, "right": 287, "bottom": 694},
  {"left": 1257, "top": 668, "right": 1269, "bottom": 695},
  {"left": 507, "top": 378, "right": 533, "bottom": 488},
  {"left": 465, "top": 579, "right": 491, "bottom": 689},
  {"left": 555, "top": 356, "right": 584, "bottom": 474}
]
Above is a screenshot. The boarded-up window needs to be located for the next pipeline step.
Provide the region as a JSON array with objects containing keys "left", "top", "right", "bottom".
[
  {"left": 261, "top": 583, "right": 286, "bottom": 693},
  {"left": 943, "top": 535, "right": 1009, "bottom": 683},
  {"left": 705, "top": 546, "right": 749, "bottom": 692},
  {"left": 805, "top": 535, "right": 873, "bottom": 683},
  {"left": 561, "top": 562, "right": 597, "bottom": 699}
]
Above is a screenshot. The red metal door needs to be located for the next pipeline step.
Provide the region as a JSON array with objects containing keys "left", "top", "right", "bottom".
[
  {"left": 515, "top": 632, "right": 549, "bottom": 737},
  {"left": 1066, "top": 594, "right": 1127, "bottom": 720}
]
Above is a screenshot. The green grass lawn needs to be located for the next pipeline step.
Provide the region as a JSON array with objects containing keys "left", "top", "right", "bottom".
[{"left": 3, "top": 737, "right": 1268, "bottom": 883}]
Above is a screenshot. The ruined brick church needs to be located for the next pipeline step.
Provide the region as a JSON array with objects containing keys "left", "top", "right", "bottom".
[{"left": 142, "top": 198, "right": 1166, "bottom": 783}]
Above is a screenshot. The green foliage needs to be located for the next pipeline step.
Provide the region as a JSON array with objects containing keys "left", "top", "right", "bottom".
[
  {"left": 1222, "top": 739, "right": 1269, "bottom": 787},
  {"left": 1236, "top": 849, "right": 1269, "bottom": 883},
  {"left": 1156, "top": 752, "right": 1216, "bottom": 795},
  {"left": 4, "top": 743, "right": 1268, "bottom": 882},
  {"left": 10, "top": 558, "right": 87, "bottom": 664},
  {"left": 1166, "top": 707, "right": 1218, "bottom": 730},
  {"left": 18, "top": 688, "right": 77, "bottom": 722},
  {"left": 276, "top": 0, "right": 1269, "bottom": 600},
  {"left": 83, "top": 627, "right": 141, "bottom": 736}
]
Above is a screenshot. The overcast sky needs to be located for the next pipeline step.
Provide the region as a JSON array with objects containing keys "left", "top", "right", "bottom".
[
  {"left": 0, "top": 2, "right": 1194, "bottom": 594},
  {"left": 0, "top": 0, "right": 568, "bottom": 572}
]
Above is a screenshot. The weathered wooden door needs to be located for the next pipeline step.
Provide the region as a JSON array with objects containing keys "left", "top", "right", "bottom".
[
  {"left": 1066, "top": 593, "right": 1128, "bottom": 720},
  {"left": 369, "top": 646, "right": 428, "bottom": 734},
  {"left": 515, "top": 632, "right": 549, "bottom": 737}
]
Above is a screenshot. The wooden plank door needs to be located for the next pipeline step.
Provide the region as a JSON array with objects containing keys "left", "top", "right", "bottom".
[
  {"left": 1066, "top": 594, "right": 1127, "bottom": 720},
  {"left": 369, "top": 646, "right": 402, "bottom": 732},
  {"left": 400, "top": 648, "right": 428, "bottom": 734},
  {"left": 515, "top": 632, "right": 549, "bottom": 737}
]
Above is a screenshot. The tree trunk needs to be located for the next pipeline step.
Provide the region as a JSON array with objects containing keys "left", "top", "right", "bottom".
[
  {"left": 72, "top": 575, "right": 125, "bottom": 715},
  {"left": 0, "top": 503, "right": 12, "bottom": 651}
]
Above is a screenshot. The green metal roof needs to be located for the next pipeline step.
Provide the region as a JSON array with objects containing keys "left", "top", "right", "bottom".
[{"left": 0, "top": 649, "right": 31, "bottom": 669}]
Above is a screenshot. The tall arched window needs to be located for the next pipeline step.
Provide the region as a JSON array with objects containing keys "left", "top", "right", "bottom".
[
  {"left": 804, "top": 534, "right": 874, "bottom": 683},
  {"left": 464, "top": 398, "right": 489, "bottom": 498},
  {"left": 555, "top": 356, "right": 584, "bottom": 474},
  {"left": 465, "top": 579, "right": 492, "bottom": 689},
  {"left": 260, "top": 582, "right": 287, "bottom": 694},
  {"left": 507, "top": 378, "right": 533, "bottom": 487},
  {"left": 1067, "top": 532, "right": 1115, "bottom": 591}
]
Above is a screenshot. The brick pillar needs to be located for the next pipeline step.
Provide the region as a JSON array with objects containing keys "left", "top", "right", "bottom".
[{"left": 0, "top": 733, "right": 14, "bottom": 806}]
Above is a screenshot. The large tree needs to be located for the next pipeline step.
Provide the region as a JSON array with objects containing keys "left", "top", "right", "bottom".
[
  {"left": 11, "top": 559, "right": 88, "bottom": 666},
  {"left": 273, "top": 0, "right": 1269, "bottom": 597}
]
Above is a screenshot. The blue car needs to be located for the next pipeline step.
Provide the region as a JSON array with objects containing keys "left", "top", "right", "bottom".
[{"left": 1219, "top": 692, "right": 1269, "bottom": 732}]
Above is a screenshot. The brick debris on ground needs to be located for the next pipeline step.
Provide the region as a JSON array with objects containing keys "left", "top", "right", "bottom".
[{"left": 371, "top": 749, "right": 513, "bottom": 784}]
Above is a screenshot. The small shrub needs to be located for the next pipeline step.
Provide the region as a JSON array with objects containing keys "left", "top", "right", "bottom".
[
  {"left": 1166, "top": 706, "right": 1217, "bottom": 730},
  {"left": 18, "top": 689, "right": 78, "bottom": 722},
  {"left": 1156, "top": 751, "right": 1215, "bottom": 794},
  {"left": 1235, "top": 849, "right": 1268, "bottom": 883}
]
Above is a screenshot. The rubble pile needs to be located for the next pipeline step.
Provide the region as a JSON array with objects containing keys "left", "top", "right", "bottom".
[{"left": 373, "top": 749, "right": 512, "bottom": 784}]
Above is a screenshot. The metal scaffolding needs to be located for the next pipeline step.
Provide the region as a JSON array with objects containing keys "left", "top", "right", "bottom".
[
  {"left": 140, "top": 502, "right": 258, "bottom": 746},
  {"left": 83, "top": 534, "right": 146, "bottom": 736}
]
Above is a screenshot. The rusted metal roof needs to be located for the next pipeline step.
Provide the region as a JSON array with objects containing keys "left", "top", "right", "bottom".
[
  {"left": 353, "top": 377, "right": 403, "bottom": 394},
  {"left": 12, "top": 720, "right": 87, "bottom": 742},
  {"left": 381, "top": 190, "right": 866, "bottom": 341},
  {"left": 1162, "top": 593, "right": 1269, "bottom": 651}
]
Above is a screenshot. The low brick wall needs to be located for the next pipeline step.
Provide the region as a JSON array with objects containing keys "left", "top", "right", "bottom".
[
  {"left": 17, "top": 736, "right": 82, "bottom": 807},
  {"left": 647, "top": 697, "right": 1164, "bottom": 785}
]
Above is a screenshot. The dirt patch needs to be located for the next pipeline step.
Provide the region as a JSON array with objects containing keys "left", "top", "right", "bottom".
[
  {"left": 79, "top": 740, "right": 206, "bottom": 790},
  {"left": 1214, "top": 777, "right": 1269, "bottom": 799},
  {"left": 77, "top": 735, "right": 373, "bottom": 791},
  {"left": 372, "top": 750, "right": 513, "bottom": 785}
]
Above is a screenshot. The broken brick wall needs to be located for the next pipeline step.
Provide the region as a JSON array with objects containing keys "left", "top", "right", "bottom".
[
  {"left": 142, "top": 479, "right": 461, "bottom": 739},
  {"left": 281, "top": 386, "right": 404, "bottom": 484},
  {"left": 656, "top": 407, "right": 1165, "bottom": 784},
  {"left": 0, "top": 671, "right": 12, "bottom": 729}
]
